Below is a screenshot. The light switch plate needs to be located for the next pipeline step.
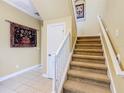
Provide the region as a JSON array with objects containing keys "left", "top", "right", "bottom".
[{"left": 16, "top": 65, "right": 20, "bottom": 69}]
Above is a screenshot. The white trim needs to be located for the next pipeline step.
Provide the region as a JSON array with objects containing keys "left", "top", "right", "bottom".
[
  {"left": 97, "top": 16, "right": 124, "bottom": 77},
  {"left": 3, "top": 0, "right": 41, "bottom": 20},
  {"left": 99, "top": 34, "right": 116, "bottom": 93},
  {"left": 0, "top": 64, "right": 42, "bottom": 82},
  {"left": 57, "top": 35, "right": 77, "bottom": 93}
]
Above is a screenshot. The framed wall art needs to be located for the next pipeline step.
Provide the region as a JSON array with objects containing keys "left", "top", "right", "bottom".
[
  {"left": 75, "top": 4, "right": 85, "bottom": 19},
  {"left": 10, "top": 22, "right": 37, "bottom": 47}
]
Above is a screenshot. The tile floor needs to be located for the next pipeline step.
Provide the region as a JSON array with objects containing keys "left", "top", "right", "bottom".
[{"left": 0, "top": 67, "right": 52, "bottom": 93}]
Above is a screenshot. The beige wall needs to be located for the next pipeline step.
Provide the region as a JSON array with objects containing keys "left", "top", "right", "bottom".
[
  {"left": 103, "top": 0, "right": 124, "bottom": 69},
  {"left": 35, "top": 0, "right": 77, "bottom": 73},
  {"left": 77, "top": 0, "right": 106, "bottom": 36},
  {"left": 102, "top": 34, "right": 124, "bottom": 93},
  {"left": 0, "top": 1, "right": 41, "bottom": 77},
  {"left": 41, "top": 16, "right": 73, "bottom": 72},
  {"left": 70, "top": 0, "right": 77, "bottom": 45},
  {"left": 99, "top": 0, "right": 124, "bottom": 92}
]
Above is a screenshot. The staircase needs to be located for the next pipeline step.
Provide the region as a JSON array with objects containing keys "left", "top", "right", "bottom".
[{"left": 63, "top": 36, "right": 111, "bottom": 93}]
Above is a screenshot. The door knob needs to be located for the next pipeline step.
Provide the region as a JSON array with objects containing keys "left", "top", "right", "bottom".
[{"left": 49, "top": 54, "right": 51, "bottom": 56}]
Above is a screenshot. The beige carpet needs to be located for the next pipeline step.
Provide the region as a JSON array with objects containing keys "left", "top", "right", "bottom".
[{"left": 63, "top": 36, "right": 111, "bottom": 93}]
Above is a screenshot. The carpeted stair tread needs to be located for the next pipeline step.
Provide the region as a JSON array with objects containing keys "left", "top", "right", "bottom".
[
  {"left": 75, "top": 44, "right": 102, "bottom": 49},
  {"left": 71, "top": 61, "right": 107, "bottom": 70},
  {"left": 77, "top": 39, "right": 101, "bottom": 42},
  {"left": 76, "top": 44, "right": 102, "bottom": 46},
  {"left": 77, "top": 36, "right": 100, "bottom": 39},
  {"left": 74, "top": 49, "right": 103, "bottom": 53},
  {"left": 64, "top": 80, "right": 111, "bottom": 93},
  {"left": 68, "top": 70, "right": 110, "bottom": 84},
  {"left": 63, "top": 35, "right": 111, "bottom": 93},
  {"left": 72, "top": 54, "right": 105, "bottom": 60}
]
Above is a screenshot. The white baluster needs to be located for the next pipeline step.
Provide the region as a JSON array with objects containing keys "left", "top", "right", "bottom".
[{"left": 53, "top": 32, "right": 71, "bottom": 93}]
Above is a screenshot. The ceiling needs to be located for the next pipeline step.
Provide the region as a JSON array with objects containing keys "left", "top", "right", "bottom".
[
  {"left": 3, "top": 0, "right": 41, "bottom": 20},
  {"left": 31, "top": 0, "right": 73, "bottom": 20}
]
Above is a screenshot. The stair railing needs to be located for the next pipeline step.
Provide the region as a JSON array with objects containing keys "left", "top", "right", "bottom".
[
  {"left": 52, "top": 31, "right": 77, "bottom": 93},
  {"left": 97, "top": 16, "right": 124, "bottom": 76},
  {"left": 52, "top": 32, "right": 70, "bottom": 93}
]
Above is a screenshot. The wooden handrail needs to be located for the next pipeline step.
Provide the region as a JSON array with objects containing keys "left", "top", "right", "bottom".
[
  {"left": 100, "top": 19, "right": 119, "bottom": 62},
  {"left": 97, "top": 16, "right": 124, "bottom": 76}
]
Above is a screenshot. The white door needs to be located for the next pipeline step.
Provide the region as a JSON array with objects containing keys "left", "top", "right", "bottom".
[{"left": 47, "top": 23, "right": 65, "bottom": 79}]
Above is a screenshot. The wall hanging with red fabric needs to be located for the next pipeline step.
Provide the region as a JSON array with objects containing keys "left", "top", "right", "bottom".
[{"left": 9, "top": 21, "right": 37, "bottom": 47}]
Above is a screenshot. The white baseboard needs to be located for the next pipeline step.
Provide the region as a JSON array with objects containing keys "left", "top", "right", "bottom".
[{"left": 0, "top": 64, "right": 42, "bottom": 82}]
